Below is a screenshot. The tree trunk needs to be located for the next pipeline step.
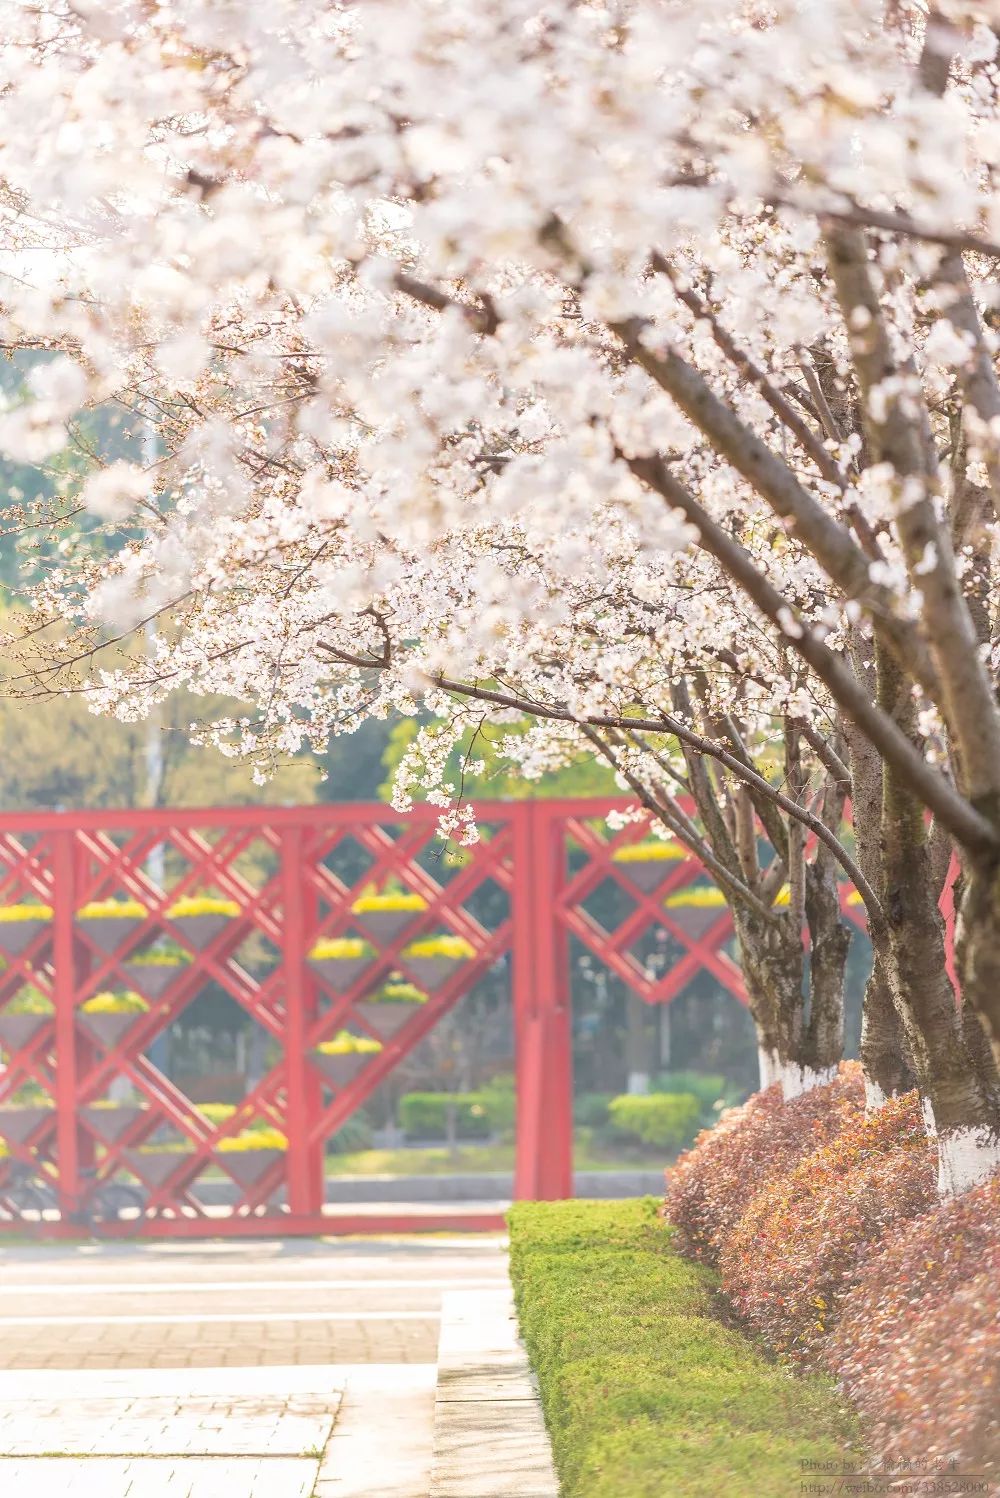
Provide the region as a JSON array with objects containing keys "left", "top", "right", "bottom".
[
  {"left": 625, "top": 992, "right": 651, "bottom": 1094},
  {"left": 955, "top": 868, "right": 1000, "bottom": 1072},
  {"left": 876, "top": 648, "right": 1000, "bottom": 1194},
  {"left": 801, "top": 859, "right": 850, "bottom": 1076},
  {"left": 842, "top": 660, "right": 916, "bottom": 1104},
  {"left": 445, "top": 1098, "right": 459, "bottom": 1161},
  {"left": 859, "top": 954, "right": 915, "bottom": 1106},
  {"left": 733, "top": 900, "right": 846, "bottom": 1100}
]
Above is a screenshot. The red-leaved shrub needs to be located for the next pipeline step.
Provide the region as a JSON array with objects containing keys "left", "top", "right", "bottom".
[
  {"left": 829, "top": 1174, "right": 1000, "bottom": 1474},
  {"left": 664, "top": 1062, "right": 865, "bottom": 1264},
  {"left": 717, "top": 1090, "right": 937, "bottom": 1363}
]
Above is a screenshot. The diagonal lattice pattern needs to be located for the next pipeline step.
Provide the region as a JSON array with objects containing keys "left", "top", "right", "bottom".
[{"left": 0, "top": 799, "right": 874, "bottom": 1236}]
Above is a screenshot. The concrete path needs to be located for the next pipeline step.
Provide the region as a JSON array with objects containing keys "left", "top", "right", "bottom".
[
  {"left": 0, "top": 1233, "right": 529, "bottom": 1496},
  {"left": 433, "top": 1291, "right": 559, "bottom": 1498}
]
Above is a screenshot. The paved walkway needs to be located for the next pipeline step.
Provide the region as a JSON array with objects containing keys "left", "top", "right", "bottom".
[{"left": 0, "top": 1233, "right": 538, "bottom": 1497}]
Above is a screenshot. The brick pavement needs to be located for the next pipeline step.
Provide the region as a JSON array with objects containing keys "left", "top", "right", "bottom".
[
  {"left": 0, "top": 1236, "right": 510, "bottom": 1496},
  {"left": 0, "top": 1316, "right": 438, "bottom": 1369}
]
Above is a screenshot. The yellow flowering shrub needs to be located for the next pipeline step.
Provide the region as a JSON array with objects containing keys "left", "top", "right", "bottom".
[
  {"left": 198, "top": 1102, "right": 237, "bottom": 1125},
  {"left": 315, "top": 1030, "right": 383, "bottom": 1056},
  {"left": 664, "top": 885, "right": 788, "bottom": 911},
  {"left": 402, "top": 934, "right": 475, "bottom": 960},
  {"left": 612, "top": 839, "right": 686, "bottom": 863},
  {"left": 664, "top": 887, "right": 727, "bottom": 909},
  {"left": 308, "top": 936, "right": 373, "bottom": 961},
  {"left": 127, "top": 944, "right": 192, "bottom": 967},
  {"left": 351, "top": 890, "right": 428, "bottom": 913},
  {"left": 216, "top": 1127, "right": 288, "bottom": 1152},
  {"left": 76, "top": 898, "right": 148, "bottom": 920},
  {"left": 367, "top": 980, "right": 427, "bottom": 1005},
  {"left": 165, "top": 896, "right": 240, "bottom": 919},
  {"left": 80, "top": 989, "right": 150, "bottom": 1014},
  {"left": 0, "top": 903, "right": 53, "bottom": 923}
]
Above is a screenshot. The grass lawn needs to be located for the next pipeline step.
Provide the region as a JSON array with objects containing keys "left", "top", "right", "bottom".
[
  {"left": 326, "top": 1140, "right": 663, "bottom": 1176},
  {"left": 508, "top": 1197, "right": 858, "bottom": 1498},
  {"left": 117, "top": 1137, "right": 662, "bottom": 1183}
]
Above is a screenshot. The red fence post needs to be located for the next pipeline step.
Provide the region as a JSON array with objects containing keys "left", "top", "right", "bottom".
[
  {"left": 282, "top": 823, "right": 323, "bottom": 1217},
  {"left": 52, "top": 827, "right": 80, "bottom": 1217},
  {"left": 512, "top": 803, "right": 573, "bottom": 1200}
]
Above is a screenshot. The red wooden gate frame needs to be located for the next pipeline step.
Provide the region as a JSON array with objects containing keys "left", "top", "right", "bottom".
[{"left": 0, "top": 800, "right": 868, "bottom": 1238}]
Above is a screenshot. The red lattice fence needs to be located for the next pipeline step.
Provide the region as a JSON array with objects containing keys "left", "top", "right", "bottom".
[{"left": 0, "top": 800, "right": 867, "bottom": 1238}]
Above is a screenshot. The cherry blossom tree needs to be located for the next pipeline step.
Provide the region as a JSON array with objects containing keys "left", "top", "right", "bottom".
[{"left": 3, "top": 0, "right": 1000, "bottom": 1189}]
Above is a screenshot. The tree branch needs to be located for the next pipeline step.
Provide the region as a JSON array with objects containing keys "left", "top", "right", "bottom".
[
  {"left": 825, "top": 225, "right": 1000, "bottom": 816},
  {"left": 412, "top": 666, "right": 885, "bottom": 921},
  {"left": 611, "top": 316, "right": 940, "bottom": 696},
  {"left": 578, "top": 722, "right": 778, "bottom": 921},
  {"left": 620, "top": 448, "right": 998, "bottom": 857},
  {"left": 652, "top": 255, "right": 848, "bottom": 494}
]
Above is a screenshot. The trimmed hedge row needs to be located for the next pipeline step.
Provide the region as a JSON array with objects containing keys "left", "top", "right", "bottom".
[
  {"left": 665, "top": 1069, "right": 1000, "bottom": 1477},
  {"left": 508, "top": 1198, "right": 857, "bottom": 1497},
  {"left": 667, "top": 1064, "right": 866, "bottom": 1264},
  {"left": 398, "top": 1092, "right": 491, "bottom": 1139},
  {"left": 607, "top": 1092, "right": 701, "bottom": 1149}
]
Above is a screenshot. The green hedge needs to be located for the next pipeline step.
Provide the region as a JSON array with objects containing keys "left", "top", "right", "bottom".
[
  {"left": 574, "top": 1092, "right": 615, "bottom": 1129},
  {"left": 325, "top": 1108, "right": 373, "bottom": 1155},
  {"left": 508, "top": 1199, "right": 857, "bottom": 1497},
  {"left": 652, "top": 1070, "right": 736, "bottom": 1113},
  {"left": 607, "top": 1092, "right": 701, "bottom": 1149},
  {"left": 398, "top": 1091, "right": 491, "bottom": 1139}
]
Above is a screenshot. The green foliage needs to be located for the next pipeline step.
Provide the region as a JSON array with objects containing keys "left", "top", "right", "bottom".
[
  {"left": 0, "top": 351, "right": 130, "bottom": 595},
  {"left": 319, "top": 716, "right": 400, "bottom": 803},
  {"left": 573, "top": 1093, "right": 615, "bottom": 1129},
  {"left": 325, "top": 1108, "right": 374, "bottom": 1155},
  {"left": 507, "top": 1198, "right": 857, "bottom": 1498},
  {"left": 0, "top": 605, "right": 322, "bottom": 816},
  {"left": 607, "top": 1092, "right": 701, "bottom": 1150},
  {"left": 398, "top": 1091, "right": 492, "bottom": 1140},
  {"left": 6, "top": 984, "right": 54, "bottom": 1015},
  {"left": 5, "top": 1079, "right": 52, "bottom": 1107},
  {"left": 127, "top": 943, "right": 191, "bottom": 968},
  {"left": 478, "top": 1073, "right": 516, "bottom": 1139},
  {"left": 652, "top": 1070, "right": 737, "bottom": 1118}
]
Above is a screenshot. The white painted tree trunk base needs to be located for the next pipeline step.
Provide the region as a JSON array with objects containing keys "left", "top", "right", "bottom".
[
  {"left": 936, "top": 1127, "right": 1000, "bottom": 1197},
  {"left": 921, "top": 1097, "right": 938, "bottom": 1138},
  {"left": 864, "top": 1079, "right": 888, "bottom": 1113},
  {"left": 757, "top": 1048, "right": 837, "bottom": 1100},
  {"left": 922, "top": 1099, "right": 1000, "bottom": 1194}
]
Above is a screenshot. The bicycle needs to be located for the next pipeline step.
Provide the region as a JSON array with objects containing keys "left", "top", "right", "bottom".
[
  {"left": 0, "top": 1159, "right": 56, "bottom": 1223},
  {"left": 78, "top": 1168, "right": 147, "bottom": 1238}
]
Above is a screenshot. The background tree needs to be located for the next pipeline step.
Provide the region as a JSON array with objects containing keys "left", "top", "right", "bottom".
[{"left": 4, "top": 0, "right": 1000, "bottom": 1189}]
